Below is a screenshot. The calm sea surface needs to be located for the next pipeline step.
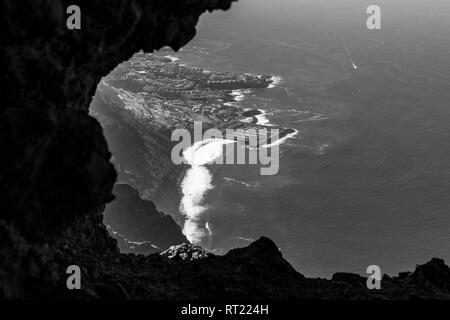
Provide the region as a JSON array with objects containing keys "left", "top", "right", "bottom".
[{"left": 159, "top": 0, "right": 450, "bottom": 277}]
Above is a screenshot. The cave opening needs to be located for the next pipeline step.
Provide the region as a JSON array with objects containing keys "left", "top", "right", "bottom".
[
  {"left": 90, "top": 49, "right": 190, "bottom": 256},
  {"left": 88, "top": 6, "right": 251, "bottom": 258}
]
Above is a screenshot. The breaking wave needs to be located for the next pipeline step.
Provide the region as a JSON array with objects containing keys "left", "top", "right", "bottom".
[
  {"left": 180, "top": 138, "right": 236, "bottom": 248},
  {"left": 268, "top": 75, "right": 282, "bottom": 88},
  {"left": 255, "top": 109, "right": 275, "bottom": 126},
  {"left": 223, "top": 177, "right": 260, "bottom": 188}
]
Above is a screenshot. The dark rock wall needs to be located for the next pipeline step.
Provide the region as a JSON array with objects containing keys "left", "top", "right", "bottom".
[
  {"left": 104, "top": 183, "right": 188, "bottom": 250},
  {"left": 0, "top": 0, "right": 235, "bottom": 241}
]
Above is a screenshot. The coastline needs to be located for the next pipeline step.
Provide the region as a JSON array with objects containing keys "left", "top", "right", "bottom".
[
  {"left": 225, "top": 73, "right": 297, "bottom": 147},
  {"left": 254, "top": 109, "right": 273, "bottom": 126},
  {"left": 268, "top": 75, "right": 282, "bottom": 88}
]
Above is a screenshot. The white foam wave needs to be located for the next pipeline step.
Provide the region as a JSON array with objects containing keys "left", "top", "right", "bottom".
[
  {"left": 223, "top": 177, "right": 260, "bottom": 188},
  {"left": 268, "top": 75, "right": 282, "bottom": 88},
  {"left": 255, "top": 109, "right": 275, "bottom": 126},
  {"left": 259, "top": 129, "right": 299, "bottom": 149},
  {"left": 180, "top": 138, "right": 236, "bottom": 247},
  {"left": 164, "top": 55, "right": 179, "bottom": 62},
  {"left": 237, "top": 236, "right": 254, "bottom": 243},
  {"left": 230, "top": 89, "right": 251, "bottom": 102},
  {"left": 223, "top": 102, "right": 239, "bottom": 108}
]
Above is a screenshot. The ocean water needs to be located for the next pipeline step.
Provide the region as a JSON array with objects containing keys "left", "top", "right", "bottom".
[{"left": 160, "top": 0, "right": 450, "bottom": 277}]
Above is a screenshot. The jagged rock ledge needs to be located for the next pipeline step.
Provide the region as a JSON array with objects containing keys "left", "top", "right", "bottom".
[
  {"left": 161, "top": 243, "right": 211, "bottom": 261},
  {"left": 104, "top": 183, "right": 188, "bottom": 252}
]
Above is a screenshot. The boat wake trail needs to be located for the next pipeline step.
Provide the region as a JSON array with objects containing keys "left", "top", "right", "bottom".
[{"left": 332, "top": 33, "right": 358, "bottom": 70}]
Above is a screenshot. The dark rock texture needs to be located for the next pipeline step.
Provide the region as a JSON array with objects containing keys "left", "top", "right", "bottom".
[
  {"left": 0, "top": 0, "right": 235, "bottom": 242},
  {"left": 2, "top": 214, "right": 450, "bottom": 299},
  {"left": 1, "top": 0, "right": 450, "bottom": 300},
  {"left": 161, "top": 243, "right": 211, "bottom": 261},
  {"left": 104, "top": 183, "right": 188, "bottom": 251}
]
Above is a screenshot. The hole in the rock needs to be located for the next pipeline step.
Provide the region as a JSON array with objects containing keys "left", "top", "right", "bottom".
[
  {"left": 89, "top": 42, "right": 284, "bottom": 260},
  {"left": 90, "top": 48, "right": 190, "bottom": 256},
  {"left": 88, "top": 7, "right": 286, "bottom": 260}
]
